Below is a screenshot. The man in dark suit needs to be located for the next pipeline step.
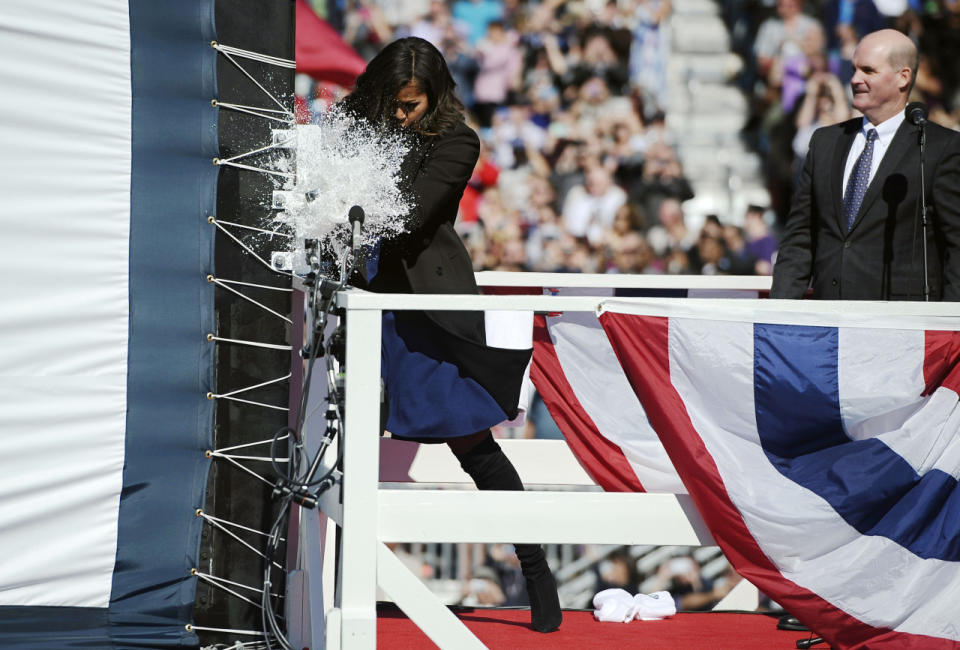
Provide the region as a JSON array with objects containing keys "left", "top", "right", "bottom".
[{"left": 771, "top": 29, "right": 960, "bottom": 300}]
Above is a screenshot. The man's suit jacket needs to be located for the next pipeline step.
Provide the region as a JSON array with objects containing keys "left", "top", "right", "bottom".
[{"left": 771, "top": 116, "right": 960, "bottom": 300}]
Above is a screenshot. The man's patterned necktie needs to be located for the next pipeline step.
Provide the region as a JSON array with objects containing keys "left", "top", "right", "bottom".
[{"left": 842, "top": 128, "right": 878, "bottom": 231}]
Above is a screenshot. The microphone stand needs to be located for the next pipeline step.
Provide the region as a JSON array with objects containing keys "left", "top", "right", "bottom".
[
  {"left": 918, "top": 123, "right": 930, "bottom": 302},
  {"left": 276, "top": 206, "right": 367, "bottom": 508}
]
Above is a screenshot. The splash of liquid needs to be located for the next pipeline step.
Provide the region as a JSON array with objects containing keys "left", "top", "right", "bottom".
[{"left": 273, "top": 109, "right": 413, "bottom": 273}]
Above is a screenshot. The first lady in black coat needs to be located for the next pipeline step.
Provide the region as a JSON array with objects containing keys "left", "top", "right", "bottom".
[{"left": 338, "top": 37, "right": 562, "bottom": 633}]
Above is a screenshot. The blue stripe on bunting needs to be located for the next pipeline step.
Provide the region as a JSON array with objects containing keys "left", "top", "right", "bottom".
[
  {"left": 753, "top": 323, "right": 960, "bottom": 562},
  {"left": 109, "top": 1, "right": 218, "bottom": 647}
]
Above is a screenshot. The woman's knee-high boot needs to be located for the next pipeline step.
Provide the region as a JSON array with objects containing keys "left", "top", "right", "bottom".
[{"left": 454, "top": 434, "right": 562, "bottom": 633}]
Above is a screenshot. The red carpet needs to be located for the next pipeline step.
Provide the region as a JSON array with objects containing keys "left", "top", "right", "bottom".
[{"left": 378, "top": 606, "right": 814, "bottom": 649}]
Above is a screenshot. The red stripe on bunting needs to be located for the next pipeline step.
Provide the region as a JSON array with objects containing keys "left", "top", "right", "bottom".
[
  {"left": 598, "top": 311, "right": 955, "bottom": 650},
  {"left": 529, "top": 314, "right": 644, "bottom": 492},
  {"left": 923, "top": 331, "right": 960, "bottom": 395}
]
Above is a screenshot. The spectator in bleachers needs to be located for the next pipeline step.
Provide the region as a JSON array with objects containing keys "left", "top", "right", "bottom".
[
  {"left": 460, "top": 564, "right": 507, "bottom": 606},
  {"left": 343, "top": 0, "right": 394, "bottom": 60},
  {"left": 779, "top": 20, "right": 828, "bottom": 114},
  {"left": 487, "top": 104, "right": 549, "bottom": 168},
  {"left": 609, "top": 231, "right": 654, "bottom": 274},
  {"left": 516, "top": 172, "right": 560, "bottom": 262},
  {"left": 473, "top": 20, "right": 524, "bottom": 127},
  {"left": 568, "top": 29, "right": 631, "bottom": 95},
  {"left": 602, "top": 203, "right": 652, "bottom": 273},
  {"left": 647, "top": 554, "right": 738, "bottom": 611},
  {"left": 721, "top": 224, "right": 761, "bottom": 274},
  {"left": 754, "top": 0, "right": 824, "bottom": 91},
  {"left": 792, "top": 70, "right": 851, "bottom": 163},
  {"left": 487, "top": 543, "right": 530, "bottom": 606},
  {"left": 460, "top": 138, "right": 500, "bottom": 224},
  {"left": 453, "top": 0, "right": 504, "bottom": 45},
  {"left": 442, "top": 28, "right": 480, "bottom": 107},
  {"left": 629, "top": 0, "right": 673, "bottom": 112},
  {"left": 410, "top": 0, "right": 452, "bottom": 47},
  {"left": 743, "top": 204, "right": 778, "bottom": 273},
  {"left": 646, "top": 197, "right": 696, "bottom": 262},
  {"left": 633, "top": 137, "right": 694, "bottom": 221},
  {"left": 594, "top": 549, "right": 643, "bottom": 596},
  {"left": 547, "top": 138, "right": 589, "bottom": 212},
  {"left": 830, "top": 22, "right": 860, "bottom": 85},
  {"left": 562, "top": 164, "right": 628, "bottom": 247}
]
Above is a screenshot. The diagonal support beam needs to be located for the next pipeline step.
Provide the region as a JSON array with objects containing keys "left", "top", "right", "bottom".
[{"left": 376, "top": 542, "right": 486, "bottom": 650}]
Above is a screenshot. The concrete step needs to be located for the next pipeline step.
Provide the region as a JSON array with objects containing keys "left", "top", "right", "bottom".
[
  {"left": 668, "top": 52, "right": 743, "bottom": 84},
  {"left": 667, "top": 111, "right": 746, "bottom": 138},
  {"left": 667, "top": 82, "right": 747, "bottom": 113},
  {"left": 671, "top": 15, "right": 730, "bottom": 54},
  {"left": 671, "top": 0, "right": 720, "bottom": 14}
]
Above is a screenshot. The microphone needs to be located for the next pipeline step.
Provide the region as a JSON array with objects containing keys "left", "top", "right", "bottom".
[
  {"left": 906, "top": 102, "right": 928, "bottom": 127},
  {"left": 348, "top": 205, "right": 365, "bottom": 254},
  {"left": 305, "top": 181, "right": 325, "bottom": 202}
]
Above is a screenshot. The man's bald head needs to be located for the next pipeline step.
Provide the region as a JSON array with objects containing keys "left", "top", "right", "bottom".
[
  {"left": 851, "top": 29, "right": 918, "bottom": 124},
  {"left": 861, "top": 29, "right": 918, "bottom": 91}
]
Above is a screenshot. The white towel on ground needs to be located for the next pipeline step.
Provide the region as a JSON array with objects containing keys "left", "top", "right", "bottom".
[
  {"left": 592, "top": 588, "right": 676, "bottom": 622},
  {"left": 630, "top": 590, "right": 677, "bottom": 620}
]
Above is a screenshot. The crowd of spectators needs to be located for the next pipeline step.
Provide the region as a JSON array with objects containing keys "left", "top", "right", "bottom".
[
  {"left": 303, "top": 0, "right": 779, "bottom": 277},
  {"left": 303, "top": 0, "right": 960, "bottom": 274}
]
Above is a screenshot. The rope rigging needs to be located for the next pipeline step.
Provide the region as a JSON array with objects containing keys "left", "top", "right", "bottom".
[{"left": 204, "top": 35, "right": 364, "bottom": 650}]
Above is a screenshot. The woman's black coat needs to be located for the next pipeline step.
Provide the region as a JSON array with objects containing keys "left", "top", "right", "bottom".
[{"left": 367, "top": 121, "right": 532, "bottom": 421}]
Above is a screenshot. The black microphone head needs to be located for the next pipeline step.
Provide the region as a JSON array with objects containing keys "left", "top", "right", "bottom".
[
  {"left": 906, "top": 102, "right": 928, "bottom": 126},
  {"left": 348, "top": 205, "right": 365, "bottom": 225}
]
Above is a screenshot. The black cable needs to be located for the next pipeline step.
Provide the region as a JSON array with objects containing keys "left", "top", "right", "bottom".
[
  {"left": 268, "top": 281, "right": 333, "bottom": 486},
  {"left": 257, "top": 229, "right": 367, "bottom": 646},
  {"left": 261, "top": 498, "right": 293, "bottom": 650},
  {"left": 301, "top": 349, "right": 344, "bottom": 488},
  {"left": 258, "top": 254, "right": 356, "bottom": 646}
]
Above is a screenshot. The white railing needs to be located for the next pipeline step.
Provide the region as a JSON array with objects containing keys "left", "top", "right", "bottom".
[
  {"left": 473, "top": 270, "right": 773, "bottom": 291},
  {"left": 289, "top": 272, "right": 960, "bottom": 649},
  {"left": 287, "top": 273, "right": 786, "bottom": 650}
]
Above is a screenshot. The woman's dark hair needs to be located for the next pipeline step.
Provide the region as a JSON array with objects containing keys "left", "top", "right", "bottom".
[{"left": 341, "top": 37, "right": 465, "bottom": 136}]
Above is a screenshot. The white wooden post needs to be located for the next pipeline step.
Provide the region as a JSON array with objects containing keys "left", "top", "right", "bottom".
[{"left": 337, "top": 307, "right": 382, "bottom": 649}]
